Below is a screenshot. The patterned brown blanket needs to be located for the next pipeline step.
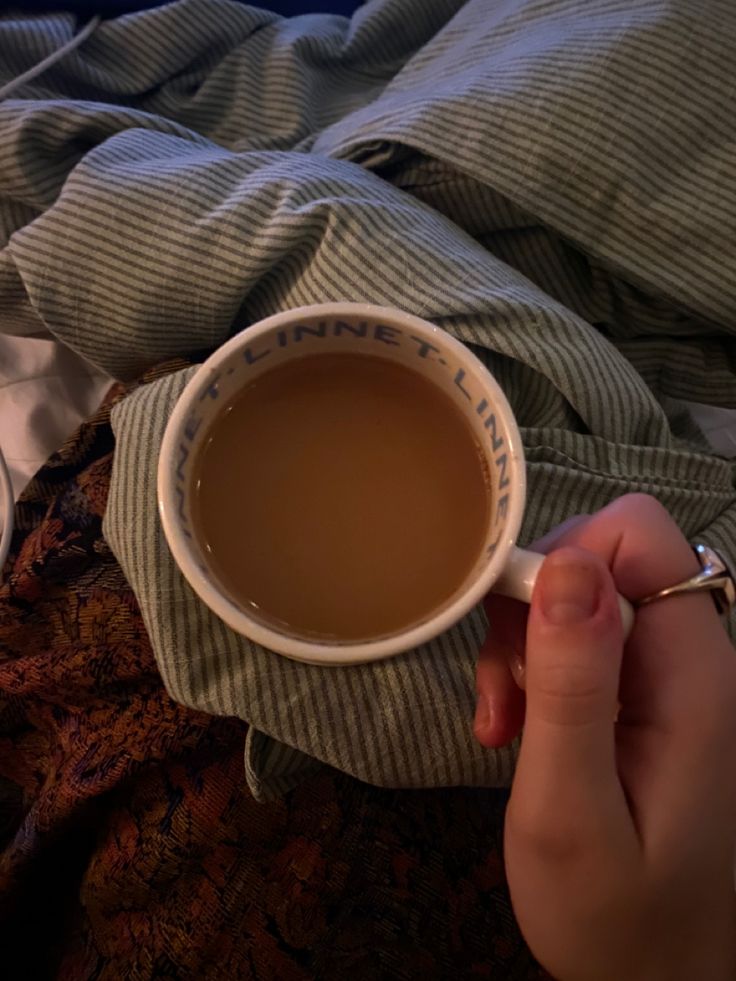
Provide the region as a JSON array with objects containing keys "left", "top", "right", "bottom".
[{"left": 0, "top": 368, "right": 546, "bottom": 980}]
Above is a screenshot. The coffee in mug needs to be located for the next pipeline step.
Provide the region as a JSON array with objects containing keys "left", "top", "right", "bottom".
[{"left": 191, "top": 352, "right": 491, "bottom": 641}]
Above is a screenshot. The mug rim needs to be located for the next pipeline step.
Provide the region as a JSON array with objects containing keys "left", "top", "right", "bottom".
[{"left": 157, "top": 303, "right": 526, "bottom": 665}]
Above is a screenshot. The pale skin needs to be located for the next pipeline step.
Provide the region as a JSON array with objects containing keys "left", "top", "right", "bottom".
[{"left": 474, "top": 494, "right": 736, "bottom": 981}]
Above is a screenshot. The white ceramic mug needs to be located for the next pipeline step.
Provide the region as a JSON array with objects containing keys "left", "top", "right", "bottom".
[{"left": 158, "top": 303, "right": 633, "bottom": 666}]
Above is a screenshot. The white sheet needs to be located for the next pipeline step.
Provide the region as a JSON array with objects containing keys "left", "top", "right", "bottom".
[
  {"left": 0, "top": 335, "right": 111, "bottom": 500},
  {"left": 682, "top": 401, "right": 736, "bottom": 459}
]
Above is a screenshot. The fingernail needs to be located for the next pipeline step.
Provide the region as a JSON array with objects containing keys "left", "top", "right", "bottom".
[
  {"left": 474, "top": 694, "right": 493, "bottom": 733},
  {"left": 540, "top": 555, "right": 601, "bottom": 625}
]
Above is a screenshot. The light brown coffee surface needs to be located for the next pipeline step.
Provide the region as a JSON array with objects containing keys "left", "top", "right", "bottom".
[{"left": 192, "top": 353, "right": 490, "bottom": 641}]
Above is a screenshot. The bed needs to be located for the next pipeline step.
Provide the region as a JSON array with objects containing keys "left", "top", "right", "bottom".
[{"left": 2, "top": 1, "right": 736, "bottom": 977}]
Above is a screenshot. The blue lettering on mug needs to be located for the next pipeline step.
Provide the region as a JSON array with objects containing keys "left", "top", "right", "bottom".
[
  {"left": 373, "top": 323, "right": 401, "bottom": 345},
  {"left": 293, "top": 322, "right": 327, "bottom": 341},
  {"left": 198, "top": 372, "right": 221, "bottom": 402},
  {"left": 476, "top": 398, "right": 489, "bottom": 416},
  {"left": 176, "top": 441, "right": 189, "bottom": 482},
  {"left": 244, "top": 345, "right": 270, "bottom": 365},
  {"left": 483, "top": 413, "right": 504, "bottom": 452},
  {"left": 408, "top": 335, "right": 440, "bottom": 359},
  {"left": 495, "top": 452, "right": 510, "bottom": 490},
  {"left": 174, "top": 484, "right": 191, "bottom": 538},
  {"left": 453, "top": 368, "right": 472, "bottom": 400},
  {"left": 184, "top": 413, "right": 202, "bottom": 442},
  {"left": 495, "top": 493, "right": 509, "bottom": 524},
  {"left": 277, "top": 330, "right": 288, "bottom": 347},
  {"left": 334, "top": 320, "right": 368, "bottom": 338},
  {"left": 486, "top": 531, "right": 502, "bottom": 556}
]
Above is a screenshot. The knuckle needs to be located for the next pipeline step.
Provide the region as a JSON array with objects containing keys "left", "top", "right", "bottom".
[
  {"left": 531, "top": 661, "right": 609, "bottom": 725},
  {"left": 507, "top": 808, "right": 586, "bottom": 865},
  {"left": 614, "top": 493, "right": 670, "bottom": 528}
]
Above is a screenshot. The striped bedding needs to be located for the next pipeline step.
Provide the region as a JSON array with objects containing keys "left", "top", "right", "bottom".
[{"left": 1, "top": 0, "right": 735, "bottom": 797}]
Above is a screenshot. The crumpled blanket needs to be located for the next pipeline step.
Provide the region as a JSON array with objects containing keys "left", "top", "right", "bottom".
[
  {"left": 2, "top": 0, "right": 735, "bottom": 798},
  {"left": 0, "top": 378, "right": 546, "bottom": 979}
]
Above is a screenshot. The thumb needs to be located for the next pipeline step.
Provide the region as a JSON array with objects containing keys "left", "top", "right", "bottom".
[{"left": 516, "top": 547, "right": 625, "bottom": 800}]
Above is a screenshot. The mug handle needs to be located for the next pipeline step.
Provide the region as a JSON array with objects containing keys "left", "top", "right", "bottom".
[{"left": 493, "top": 546, "right": 635, "bottom": 638}]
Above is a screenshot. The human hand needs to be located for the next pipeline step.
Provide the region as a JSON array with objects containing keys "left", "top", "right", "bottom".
[{"left": 474, "top": 494, "right": 736, "bottom": 981}]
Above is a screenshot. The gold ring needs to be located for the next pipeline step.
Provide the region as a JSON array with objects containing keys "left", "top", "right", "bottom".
[{"left": 637, "top": 544, "right": 735, "bottom": 615}]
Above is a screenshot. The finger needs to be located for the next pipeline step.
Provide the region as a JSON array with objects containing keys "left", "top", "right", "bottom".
[
  {"left": 557, "top": 495, "right": 699, "bottom": 602},
  {"left": 527, "top": 512, "right": 591, "bottom": 555},
  {"left": 474, "top": 515, "right": 594, "bottom": 744},
  {"left": 481, "top": 593, "right": 529, "bottom": 688},
  {"left": 514, "top": 547, "right": 629, "bottom": 817},
  {"left": 475, "top": 596, "right": 527, "bottom": 747},
  {"left": 545, "top": 494, "right": 728, "bottom": 729}
]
